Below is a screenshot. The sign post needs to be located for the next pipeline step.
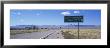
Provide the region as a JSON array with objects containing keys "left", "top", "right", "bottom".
[
  {"left": 78, "top": 21, "right": 79, "bottom": 39},
  {"left": 64, "top": 16, "right": 83, "bottom": 39}
]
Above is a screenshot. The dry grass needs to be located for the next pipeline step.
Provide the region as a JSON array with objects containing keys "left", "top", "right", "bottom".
[
  {"left": 61, "top": 29, "right": 101, "bottom": 39},
  {"left": 10, "top": 29, "right": 49, "bottom": 35}
]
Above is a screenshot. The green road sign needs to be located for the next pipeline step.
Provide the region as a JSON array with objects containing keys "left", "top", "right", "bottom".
[{"left": 64, "top": 16, "right": 83, "bottom": 22}]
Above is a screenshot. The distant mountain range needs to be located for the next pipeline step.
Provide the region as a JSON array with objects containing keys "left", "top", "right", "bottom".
[{"left": 10, "top": 25, "right": 101, "bottom": 29}]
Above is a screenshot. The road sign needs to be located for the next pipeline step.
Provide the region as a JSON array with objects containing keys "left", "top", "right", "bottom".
[
  {"left": 64, "top": 16, "right": 83, "bottom": 39},
  {"left": 64, "top": 16, "right": 83, "bottom": 22}
]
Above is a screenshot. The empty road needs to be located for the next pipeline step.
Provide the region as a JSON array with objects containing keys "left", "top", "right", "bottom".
[{"left": 10, "top": 30, "right": 64, "bottom": 39}]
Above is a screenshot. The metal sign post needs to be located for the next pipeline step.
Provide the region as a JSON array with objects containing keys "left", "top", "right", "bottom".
[
  {"left": 78, "top": 22, "right": 79, "bottom": 39},
  {"left": 64, "top": 16, "right": 83, "bottom": 39}
]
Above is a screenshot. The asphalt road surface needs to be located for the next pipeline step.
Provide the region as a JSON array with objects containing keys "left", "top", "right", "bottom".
[{"left": 10, "top": 30, "right": 64, "bottom": 39}]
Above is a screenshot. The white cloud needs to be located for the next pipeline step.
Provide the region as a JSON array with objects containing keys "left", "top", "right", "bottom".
[
  {"left": 17, "top": 12, "right": 21, "bottom": 15},
  {"left": 12, "top": 12, "right": 21, "bottom": 16},
  {"left": 74, "top": 11, "right": 80, "bottom": 14},
  {"left": 36, "top": 13, "right": 40, "bottom": 16},
  {"left": 61, "top": 11, "right": 71, "bottom": 15}
]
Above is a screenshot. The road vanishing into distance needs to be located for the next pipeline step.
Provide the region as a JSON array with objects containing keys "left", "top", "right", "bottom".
[{"left": 10, "top": 30, "right": 64, "bottom": 39}]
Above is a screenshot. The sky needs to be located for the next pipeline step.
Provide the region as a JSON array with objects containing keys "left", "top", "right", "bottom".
[{"left": 10, "top": 9, "right": 101, "bottom": 26}]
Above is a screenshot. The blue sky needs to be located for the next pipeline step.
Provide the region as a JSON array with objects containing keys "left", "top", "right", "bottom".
[{"left": 10, "top": 9, "right": 101, "bottom": 26}]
